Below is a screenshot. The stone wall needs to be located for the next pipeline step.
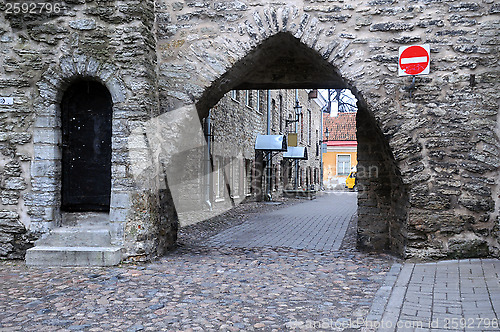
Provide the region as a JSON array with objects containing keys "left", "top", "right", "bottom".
[
  {"left": 0, "top": 0, "right": 498, "bottom": 261},
  {"left": 0, "top": 0, "right": 177, "bottom": 261}
]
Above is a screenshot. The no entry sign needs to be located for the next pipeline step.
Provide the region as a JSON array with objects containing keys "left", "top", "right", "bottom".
[{"left": 398, "top": 44, "right": 430, "bottom": 76}]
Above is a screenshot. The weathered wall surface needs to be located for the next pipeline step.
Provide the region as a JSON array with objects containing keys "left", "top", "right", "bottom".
[
  {"left": 0, "top": 0, "right": 498, "bottom": 260},
  {"left": 0, "top": 0, "right": 177, "bottom": 261}
]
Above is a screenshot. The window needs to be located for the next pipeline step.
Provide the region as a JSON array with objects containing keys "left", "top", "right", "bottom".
[
  {"left": 315, "top": 129, "right": 319, "bottom": 156},
  {"left": 245, "top": 90, "right": 251, "bottom": 107},
  {"left": 300, "top": 113, "right": 304, "bottom": 142},
  {"left": 337, "top": 155, "right": 351, "bottom": 176},
  {"left": 274, "top": 165, "right": 279, "bottom": 191},
  {"left": 215, "top": 156, "right": 225, "bottom": 200},
  {"left": 244, "top": 159, "right": 252, "bottom": 195},
  {"left": 239, "top": 160, "right": 245, "bottom": 197},
  {"left": 232, "top": 159, "right": 239, "bottom": 198},
  {"left": 279, "top": 95, "right": 283, "bottom": 133},
  {"left": 255, "top": 90, "right": 260, "bottom": 112},
  {"left": 308, "top": 110, "right": 312, "bottom": 146},
  {"left": 231, "top": 90, "right": 239, "bottom": 102}
]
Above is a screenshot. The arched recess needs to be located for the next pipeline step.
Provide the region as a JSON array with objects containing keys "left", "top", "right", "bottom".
[
  {"left": 194, "top": 32, "right": 409, "bottom": 255},
  {"left": 29, "top": 54, "right": 127, "bottom": 238}
]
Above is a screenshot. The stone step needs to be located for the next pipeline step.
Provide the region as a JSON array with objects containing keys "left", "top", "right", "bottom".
[
  {"left": 62, "top": 212, "right": 109, "bottom": 226},
  {"left": 25, "top": 212, "right": 123, "bottom": 267},
  {"left": 25, "top": 246, "right": 122, "bottom": 267},
  {"left": 35, "top": 227, "right": 112, "bottom": 247}
]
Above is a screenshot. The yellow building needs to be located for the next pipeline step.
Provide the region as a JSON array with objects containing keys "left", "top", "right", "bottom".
[{"left": 322, "top": 112, "right": 357, "bottom": 189}]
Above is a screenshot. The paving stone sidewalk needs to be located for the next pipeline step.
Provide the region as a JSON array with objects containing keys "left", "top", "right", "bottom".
[
  {"left": 368, "top": 259, "right": 500, "bottom": 332},
  {"left": 207, "top": 192, "right": 357, "bottom": 251}
]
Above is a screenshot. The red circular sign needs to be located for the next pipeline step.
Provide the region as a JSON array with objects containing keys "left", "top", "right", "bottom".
[{"left": 399, "top": 46, "right": 430, "bottom": 75}]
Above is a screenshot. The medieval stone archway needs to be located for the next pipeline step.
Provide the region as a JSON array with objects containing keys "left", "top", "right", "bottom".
[{"left": 189, "top": 32, "right": 408, "bottom": 255}]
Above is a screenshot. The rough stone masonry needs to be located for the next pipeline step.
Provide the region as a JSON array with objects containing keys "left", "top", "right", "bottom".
[{"left": 0, "top": 0, "right": 498, "bottom": 261}]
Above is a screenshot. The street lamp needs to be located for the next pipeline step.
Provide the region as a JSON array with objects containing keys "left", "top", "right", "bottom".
[
  {"left": 285, "top": 100, "right": 302, "bottom": 126},
  {"left": 294, "top": 100, "right": 302, "bottom": 117}
]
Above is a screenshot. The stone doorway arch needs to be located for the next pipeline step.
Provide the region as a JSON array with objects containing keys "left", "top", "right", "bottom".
[
  {"left": 197, "top": 32, "right": 407, "bottom": 255},
  {"left": 30, "top": 54, "right": 127, "bottom": 241}
]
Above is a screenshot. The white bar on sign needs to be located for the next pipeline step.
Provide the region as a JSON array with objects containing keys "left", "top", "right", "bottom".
[
  {"left": 401, "top": 56, "right": 428, "bottom": 64},
  {"left": 0, "top": 97, "right": 14, "bottom": 105}
]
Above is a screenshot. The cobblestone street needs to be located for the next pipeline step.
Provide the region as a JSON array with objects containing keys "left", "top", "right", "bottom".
[
  {"left": 1, "top": 193, "right": 499, "bottom": 331},
  {"left": 0, "top": 193, "right": 397, "bottom": 331}
]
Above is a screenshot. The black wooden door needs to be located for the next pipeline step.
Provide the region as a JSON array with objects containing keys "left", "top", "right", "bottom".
[{"left": 61, "top": 81, "right": 112, "bottom": 211}]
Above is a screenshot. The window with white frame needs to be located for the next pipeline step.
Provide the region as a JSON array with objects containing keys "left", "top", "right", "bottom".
[
  {"left": 231, "top": 90, "right": 239, "bottom": 101},
  {"left": 308, "top": 110, "right": 312, "bottom": 146},
  {"left": 232, "top": 159, "right": 239, "bottom": 198},
  {"left": 255, "top": 90, "right": 260, "bottom": 112},
  {"left": 245, "top": 159, "right": 252, "bottom": 195},
  {"left": 215, "top": 157, "right": 225, "bottom": 199},
  {"left": 245, "top": 90, "right": 251, "bottom": 107},
  {"left": 337, "top": 155, "right": 351, "bottom": 176},
  {"left": 279, "top": 95, "right": 283, "bottom": 132}
]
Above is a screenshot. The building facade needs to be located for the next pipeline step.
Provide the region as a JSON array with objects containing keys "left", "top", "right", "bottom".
[
  {"left": 176, "top": 89, "right": 323, "bottom": 227},
  {"left": 323, "top": 112, "right": 358, "bottom": 190}
]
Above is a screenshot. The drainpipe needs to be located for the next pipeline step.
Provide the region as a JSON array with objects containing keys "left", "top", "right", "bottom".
[
  {"left": 204, "top": 112, "right": 212, "bottom": 210},
  {"left": 294, "top": 89, "right": 299, "bottom": 191},
  {"left": 266, "top": 90, "right": 272, "bottom": 201},
  {"left": 320, "top": 96, "right": 324, "bottom": 191}
]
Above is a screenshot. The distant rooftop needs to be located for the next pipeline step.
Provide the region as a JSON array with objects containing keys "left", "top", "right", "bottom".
[{"left": 323, "top": 112, "right": 356, "bottom": 141}]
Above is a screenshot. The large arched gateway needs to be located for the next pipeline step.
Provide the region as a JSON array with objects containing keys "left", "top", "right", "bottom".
[
  {"left": 192, "top": 32, "right": 408, "bottom": 254},
  {"left": 0, "top": 1, "right": 497, "bottom": 263}
]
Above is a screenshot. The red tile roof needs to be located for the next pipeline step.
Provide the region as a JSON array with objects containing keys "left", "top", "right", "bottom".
[
  {"left": 323, "top": 112, "right": 357, "bottom": 141},
  {"left": 326, "top": 140, "right": 357, "bottom": 147}
]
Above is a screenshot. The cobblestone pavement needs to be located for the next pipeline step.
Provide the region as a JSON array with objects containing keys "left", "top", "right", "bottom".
[
  {"left": 2, "top": 192, "right": 499, "bottom": 331},
  {"left": 206, "top": 192, "right": 357, "bottom": 251},
  {"left": 0, "top": 250, "right": 394, "bottom": 331},
  {"left": 177, "top": 196, "right": 307, "bottom": 248},
  {"left": 368, "top": 259, "right": 500, "bottom": 332},
  {"left": 0, "top": 192, "right": 400, "bottom": 331}
]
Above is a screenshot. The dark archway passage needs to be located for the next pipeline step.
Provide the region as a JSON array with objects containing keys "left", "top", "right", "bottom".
[
  {"left": 61, "top": 80, "right": 113, "bottom": 212},
  {"left": 193, "top": 32, "right": 408, "bottom": 256}
]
